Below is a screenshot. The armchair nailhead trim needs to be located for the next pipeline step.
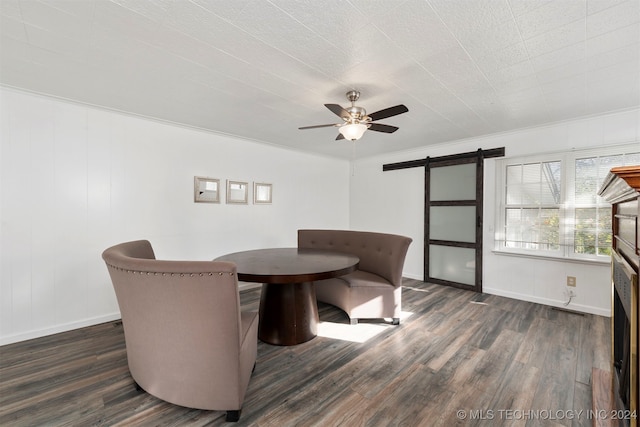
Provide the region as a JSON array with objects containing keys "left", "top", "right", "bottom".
[{"left": 105, "top": 264, "right": 234, "bottom": 276}]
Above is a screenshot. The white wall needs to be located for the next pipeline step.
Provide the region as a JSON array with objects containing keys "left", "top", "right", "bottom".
[
  {"left": 0, "top": 88, "right": 350, "bottom": 345},
  {"left": 350, "top": 107, "right": 640, "bottom": 316},
  {"left": 2, "top": 87, "right": 638, "bottom": 345}
]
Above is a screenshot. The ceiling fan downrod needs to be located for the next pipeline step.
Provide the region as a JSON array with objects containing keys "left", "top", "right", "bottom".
[{"left": 345, "top": 91, "right": 366, "bottom": 122}]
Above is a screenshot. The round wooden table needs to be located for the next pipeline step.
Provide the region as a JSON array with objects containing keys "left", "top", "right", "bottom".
[{"left": 215, "top": 248, "right": 359, "bottom": 346}]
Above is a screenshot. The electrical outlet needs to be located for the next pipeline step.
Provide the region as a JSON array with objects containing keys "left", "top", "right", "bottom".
[{"left": 566, "top": 276, "right": 576, "bottom": 287}]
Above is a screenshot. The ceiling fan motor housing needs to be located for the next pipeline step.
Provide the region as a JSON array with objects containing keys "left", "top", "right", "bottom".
[{"left": 346, "top": 106, "right": 367, "bottom": 122}]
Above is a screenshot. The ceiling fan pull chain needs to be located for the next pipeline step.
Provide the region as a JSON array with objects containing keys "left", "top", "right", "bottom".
[{"left": 351, "top": 141, "right": 357, "bottom": 176}]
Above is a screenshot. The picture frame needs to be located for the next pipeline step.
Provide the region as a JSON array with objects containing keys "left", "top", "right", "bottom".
[
  {"left": 194, "top": 176, "right": 220, "bottom": 203},
  {"left": 226, "top": 180, "right": 248, "bottom": 204},
  {"left": 254, "top": 182, "right": 272, "bottom": 204}
]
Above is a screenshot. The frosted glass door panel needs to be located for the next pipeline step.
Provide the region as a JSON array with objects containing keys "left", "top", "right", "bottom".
[
  {"left": 430, "top": 206, "right": 476, "bottom": 243},
  {"left": 429, "top": 245, "right": 475, "bottom": 286},
  {"left": 425, "top": 153, "right": 484, "bottom": 292},
  {"left": 430, "top": 163, "right": 476, "bottom": 201}
]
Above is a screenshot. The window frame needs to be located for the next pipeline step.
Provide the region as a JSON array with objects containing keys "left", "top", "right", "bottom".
[{"left": 494, "top": 143, "right": 639, "bottom": 263}]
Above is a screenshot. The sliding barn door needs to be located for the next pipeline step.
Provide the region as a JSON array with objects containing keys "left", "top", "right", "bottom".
[{"left": 425, "top": 152, "right": 483, "bottom": 292}]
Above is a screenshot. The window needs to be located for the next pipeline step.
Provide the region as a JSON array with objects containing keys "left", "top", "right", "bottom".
[
  {"left": 496, "top": 144, "right": 639, "bottom": 261},
  {"left": 504, "top": 161, "right": 561, "bottom": 251},
  {"left": 573, "top": 155, "right": 635, "bottom": 256}
]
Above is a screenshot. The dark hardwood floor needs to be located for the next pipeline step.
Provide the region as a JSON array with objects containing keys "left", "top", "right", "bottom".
[{"left": 0, "top": 279, "right": 610, "bottom": 426}]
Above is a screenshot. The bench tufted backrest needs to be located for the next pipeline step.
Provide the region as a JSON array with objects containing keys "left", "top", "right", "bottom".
[{"left": 298, "top": 229, "right": 412, "bottom": 288}]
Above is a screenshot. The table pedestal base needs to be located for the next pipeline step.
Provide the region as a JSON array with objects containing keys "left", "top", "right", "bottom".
[{"left": 258, "top": 282, "right": 318, "bottom": 346}]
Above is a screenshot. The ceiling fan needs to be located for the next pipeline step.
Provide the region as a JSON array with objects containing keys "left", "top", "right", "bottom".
[{"left": 299, "top": 90, "right": 409, "bottom": 141}]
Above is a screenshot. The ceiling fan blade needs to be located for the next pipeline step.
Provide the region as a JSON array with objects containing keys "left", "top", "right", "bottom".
[
  {"left": 335, "top": 133, "right": 345, "bottom": 140},
  {"left": 298, "top": 123, "right": 340, "bottom": 130},
  {"left": 368, "top": 123, "right": 399, "bottom": 133},
  {"left": 325, "top": 104, "right": 351, "bottom": 120},
  {"left": 367, "top": 104, "right": 408, "bottom": 122}
]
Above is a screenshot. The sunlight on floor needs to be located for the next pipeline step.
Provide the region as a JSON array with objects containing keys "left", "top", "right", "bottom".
[
  {"left": 403, "top": 286, "right": 432, "bottom": 293},
  {"left": 316, "top": 311, "right": 414, "bottom": 343}
]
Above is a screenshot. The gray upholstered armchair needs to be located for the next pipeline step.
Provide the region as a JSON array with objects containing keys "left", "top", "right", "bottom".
[{"left": 102, "top": 240, "right": 258, "bottom": 422}]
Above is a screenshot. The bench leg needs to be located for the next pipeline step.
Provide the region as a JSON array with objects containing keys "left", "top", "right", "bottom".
[{"left": 226, "top": 410, "right": 241, "bottom": 422}]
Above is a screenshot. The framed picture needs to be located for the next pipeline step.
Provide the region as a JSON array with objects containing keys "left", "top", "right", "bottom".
[
  {"left": 194, "top": 177, "right": 220, "bottom": 203},
  {"left": 254, "top": 182, "right": 272, "bottom": 204},
  {"left": 226, "top": 180, "right": 248, "bottom": 204}
]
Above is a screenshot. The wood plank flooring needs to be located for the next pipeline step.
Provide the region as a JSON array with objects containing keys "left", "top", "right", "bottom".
[{"left": 0, "top": 279, "right": 611, "bottom": 426}]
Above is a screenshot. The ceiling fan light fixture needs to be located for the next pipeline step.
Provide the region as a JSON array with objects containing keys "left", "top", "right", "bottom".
[
  {"left": 339, "top": 123, "right": 367, "bottom": 141},
  {"left": 299, "top": 91, "right": 408, "bottom": 142}
]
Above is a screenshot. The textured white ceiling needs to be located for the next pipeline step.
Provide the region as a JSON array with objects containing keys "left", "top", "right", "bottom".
[{"left": 1, "top": 0, "right": 639, "bottom": 159}]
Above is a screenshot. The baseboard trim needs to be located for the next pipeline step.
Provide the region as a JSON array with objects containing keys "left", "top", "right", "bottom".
[
  {"left": 402, "top": 275, "right": 610, "bottom": 317},
  {"left": 483, "top": 287, "right": 611, "bottom": 317},
  {"left": 3, "top": 283, "right": 262, "bottom": 346},
  {"left": 0, "top": 313, "right": 122, "bottom": 346},
  {"left": 2, "top": 281, "right": 608, "bottom": 346}
]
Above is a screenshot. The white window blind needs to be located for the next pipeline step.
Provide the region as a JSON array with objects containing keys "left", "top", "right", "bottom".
[{"left": 496, "top": 144, "right": 639, "bottom": 261}]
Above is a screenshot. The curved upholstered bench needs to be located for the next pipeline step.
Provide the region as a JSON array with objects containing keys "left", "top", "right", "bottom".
[{"left": 298, "top": 229, "right": 412, "bottom": 325}]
